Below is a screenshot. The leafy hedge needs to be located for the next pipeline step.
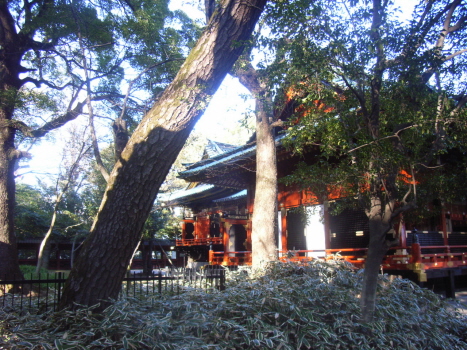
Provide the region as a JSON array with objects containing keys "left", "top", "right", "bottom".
[{"left": 1, "top": 260, "right": 466, "bottom": 349}]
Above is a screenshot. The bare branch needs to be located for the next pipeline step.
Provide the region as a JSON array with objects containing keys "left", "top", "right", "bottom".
[
  {"left": 269, "top": 119, "right": 283, "bottom": 129},
  {"left": 390, "top": 201, "right": 417, "bottom": 220},
  {"left": 70, "top": 2, "right": 110, "bottom": 182},
  {"left": 31, "top": 101, "right": 86, "bottom": 138},
  {"left": 450, "top": 93, "right": 467, "bottom": 115},
  {"left": 21, "top": 77, "right": 78, "bottom": 90},
  {"left": 118, "top": 58, "right": 184, "bottom": 119},
  {"left": 411, "top": 166, "right": 417, "bottom": 203},
  {"left": 401, "top": 184, "right": 412, "bottom": 204},
  {"left": 445, "top": 48, "right": 467, "bottom": 61},
  {"left": 346, "top": 124, "right": 418, "bottom": 154}
]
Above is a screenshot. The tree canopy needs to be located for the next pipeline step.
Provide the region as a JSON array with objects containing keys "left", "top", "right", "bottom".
[
  {"left": 257, "top": 0, "right": 467, "bottom": 321},
  {"left": 0, "top": 0, "right": 200, "bottom": 280}
]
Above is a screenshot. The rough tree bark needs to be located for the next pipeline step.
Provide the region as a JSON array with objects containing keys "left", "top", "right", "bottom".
[
  {"left": 0, "top": 107, "right": 24, "bottom": 283},
  {"left": 59, "top": 0, "right": 267, "bottom": 309},
  {"left": 252, "top": 99, "right": 278, "bottom": 268},
  {"left": 360, "top": 193, "right": 393, "bottom": 322},
  {"left": 0, "top": 3, "right": 36, "bottom": 283}
]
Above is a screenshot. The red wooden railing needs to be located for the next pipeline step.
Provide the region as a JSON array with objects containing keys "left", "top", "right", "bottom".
[
  {"left": 176, "top": 237, "right": 223, "bottom": 246},
  {"left": 204, "top": 245, "right": 467, "bottom": 270}
]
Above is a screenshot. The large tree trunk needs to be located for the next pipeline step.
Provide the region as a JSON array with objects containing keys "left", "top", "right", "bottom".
[
  {"left": 0, "top": 3, "right": 27, "bottom": 282},
  {"left": 360, "top": 226, "right": 387, "bottom": 323},
  {"left": 251, "top": 104, "right": 278, "bottom": 268},
  {"left": 233, "top": 61, "right": 278, "bottom": 268},
  {"left": 360, "top": 194, "right": 392, "bottom": 323},
  {"left": 59, "top": 0, "right": 267, "bottom": 310},
  {"left": 0, "top": 116, "right": 23, "bottom": 283}
]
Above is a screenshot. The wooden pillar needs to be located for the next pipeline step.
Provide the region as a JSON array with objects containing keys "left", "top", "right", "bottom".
[
  {"left": 281, "top": 208, "right": 287, "bottom": 252},
  {"left": 444, "top": 269, "right": 456, "bottom": 299},
  {"left": 223, "top": 221, "right": 230, "bottom": 264},
  {"left": 208, "top": 248, "right": 214, "bottom": 264},
  {"left": 246, "top": 221, "right": 252, "bottom": 251},
  {"left": 323, "top": 201, "right": 331, "bottom": 250},
  {"left": 398, "top": 216, "right": 407, "bottom": 248},
  {"left": 411, "top": 243, "right": 422, "bottom": 264},
  {"left": 181, "top": 222, "right": 186, "bottom": 243},
  {"left": 441, "top": 208, "right": 449, "bottom": 252}
]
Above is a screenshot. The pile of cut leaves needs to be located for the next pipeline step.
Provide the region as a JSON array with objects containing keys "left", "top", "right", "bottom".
[{"left": 1, "top": 260, "right": 466, "bottom": 349}]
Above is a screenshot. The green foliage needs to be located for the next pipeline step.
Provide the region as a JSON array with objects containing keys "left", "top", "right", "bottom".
[
  {"left": 15, "top": 183, "right": 90, "bottom": 241},
  {"left": 266, "top": 0, "right": 467, "bottom": 216},
  {"left": 160, "top": 131, "right": 208, "bottom": 194},
  {"left": 142, "top": 208, "right": 181, "bottom": 240},
  {"left": 1, "top": 261, "right": 466, "bottom": 349},
  {"left": 81, "top": 145, "right": 115, "bottom": 219},
  {"left": 19, "top": 265, "right": 50, "bottom": 279},
  {"left": 15, "top": 184, "right": 53, "bottom": 239},
  {"left": 10, "top": 0, "right": 202, "bottom": 160}
]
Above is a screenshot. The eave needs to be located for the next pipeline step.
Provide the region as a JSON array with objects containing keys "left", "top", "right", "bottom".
[
  {"left": 179, "top": 134, "right": 287, "bottom": 187},
  {"left": 159, "top": 184, "right": 240, "bottom": 207}
]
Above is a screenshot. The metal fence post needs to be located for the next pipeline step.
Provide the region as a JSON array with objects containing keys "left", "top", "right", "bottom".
[
  {"left": 56, "top": 272, "right": 62, "bottom": 309},
  {"left": 158, "top": 270, "right": 162, "bottom": 295},
  {"left": 220, "top": 269, "right": 225, "bottom": 291}
]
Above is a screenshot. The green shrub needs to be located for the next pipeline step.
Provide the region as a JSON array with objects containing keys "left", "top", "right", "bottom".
[
  {"left": 19, "top": 265, "right": 50, "bottom": 279},
  {"left": 2, "top": 261, "right": 466, "bottom": 349}
]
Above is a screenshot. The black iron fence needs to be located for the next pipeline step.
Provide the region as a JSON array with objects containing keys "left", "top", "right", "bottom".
[{"left": 0, "top": 267, "right": 225, "bottom": 313}]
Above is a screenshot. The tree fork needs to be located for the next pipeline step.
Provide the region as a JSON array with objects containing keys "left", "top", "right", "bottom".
[{"left": 59, "top": 0, "right": 267, "bottom": 310}]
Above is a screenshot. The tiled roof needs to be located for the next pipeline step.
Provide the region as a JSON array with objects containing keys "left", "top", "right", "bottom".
[
  {"left": 203, "top": 140, "right": 238, "bottom": 159},
  {"left": 158, "top": 184, "right": 216, "bottom": 202},
  {"left": 180, "top": 134, "right": 286, "bottom": 185},
  {"left": 158, "top": 184, "right": 240, "bottom": 206},
  {"left": 213, "top": 190, "right": 247, "bottom": 203}
]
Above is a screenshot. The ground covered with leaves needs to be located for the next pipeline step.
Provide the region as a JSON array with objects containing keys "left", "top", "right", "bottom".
[{"left": 1, "top": 260, "right": 466, "bottom": 349}]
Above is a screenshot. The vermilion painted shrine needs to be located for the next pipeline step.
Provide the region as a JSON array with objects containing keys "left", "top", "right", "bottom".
[{"left": 162, "top": 138, "right": 467, "bottom": 296}]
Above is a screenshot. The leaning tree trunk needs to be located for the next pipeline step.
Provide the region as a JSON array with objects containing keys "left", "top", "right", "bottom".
[
  {"left": 59, "top": 0, "right": 267, "bottom": 310},
  {"left": 35, "top": 212, "right": 57, "bottom": 273},
  {"left": 36, "top": 195, "right": 62, "bottom": 274}
]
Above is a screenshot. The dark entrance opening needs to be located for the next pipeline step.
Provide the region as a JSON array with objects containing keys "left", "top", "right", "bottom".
[
  {"left": 210, "top": 214, "right": 221, "bottom": 237},
  {"left": 185, "top": 223, "right": 194, "bottom": 240},
  {"left": 287, "top": 211, "right": 307, "bottom": 251},
  {"left": 230, "top": 224, "right": 247, "bottom": 252}
]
